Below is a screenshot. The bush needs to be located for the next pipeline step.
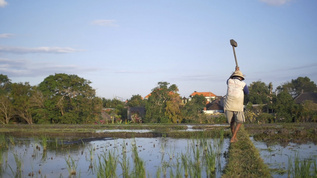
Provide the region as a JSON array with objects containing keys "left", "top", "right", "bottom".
[{"left": 257, "top": 113, "right": 275, "bottom": 123}]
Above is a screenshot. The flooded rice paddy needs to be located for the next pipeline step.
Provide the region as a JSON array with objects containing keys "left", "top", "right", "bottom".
[
  {"left": 252, "top": 137, "right": 317, "bottom": 177},
  {"left": 0, "top": 136, "right": 229, "bottom": 178},
  {"left": 1, "top": 124, "right": 317, "bottom": 177}
]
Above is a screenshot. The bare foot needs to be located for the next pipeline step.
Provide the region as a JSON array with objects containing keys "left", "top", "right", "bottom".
[{"left": 230, "top": 138, "right": 238, "bottom": 143}]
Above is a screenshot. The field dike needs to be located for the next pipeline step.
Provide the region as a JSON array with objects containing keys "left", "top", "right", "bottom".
[{"left": 222, "top": 125, "right": 271, "bottom": 178}]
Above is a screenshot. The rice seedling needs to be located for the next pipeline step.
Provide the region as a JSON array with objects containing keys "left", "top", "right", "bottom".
[
  {"left": 0, "top": 149, "right": 3, "bottom": 176},
  {"left": 131, "top": 141, "right": 146, "bottom": 178},
  {"left": 97, "top": 150, "right": 118, "bottom": 178},
  {"left": 0, "top": 134, "right": 7, "bottom": 149},
  {"left": 156, "top": 167, "right": 161, "bottom": 178},
  {"left": 41, "top": 148, "right": 47, "bottom": 162},
  {"left": 55, "top": 137, "right": 59, "bottom": 148},
  {"left": 181, "top": 153, "right": 189, "bottom": 178},
  {"left": 219, "top": 128, "right": 224, "bottom": 143},
  {"left": 287, "top": 153, "right": 316, "bottom": 177},
  {"left": 65, "top": 155, "right": 78, "bottom": 176},
  {"left": 169, "top": 167, "right": 174, "bottom": 178},
  {"left": 87, "top": 146, "right": 94, "bottom": 161},
  {"left": 313, "top": 159, "right": 317, "bottom": 177},
  {"left": 8, "top": 136, "right": 15, "bottom": 146},
  {"left": 175, "top": 157, "right": 182, "bottom": 178},
  {"left": 161, "top": 162, "right": 169, "bottom": 177},
  {"left": 41, "top": 135, "right": 48, "bottom": 151},
  {"left": 190, "top": 140, "right": 202, "bottom": 178},
  {"left": 8, "top": 153, "right": 23, "bottom": 178},
  {"left": 204, "top": 144, "right": 216, "bottom": 177},
  {"left": 119, "top": 140, "right": 129, "bottom": 178}
]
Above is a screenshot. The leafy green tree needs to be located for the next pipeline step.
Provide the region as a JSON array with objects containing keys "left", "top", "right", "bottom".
[
  {"left": 102, "top": 98, "right": 127, "bottom": 121},
  {"left": 271, "top": 91, "right": 296, "bottom": 122},
  {"left": 165, "top": 92, "right": 182, "bottom": 123},
  {"left": 38, "top": 73, "right": 101, "bottom": 124},
  {"left": 0, "top": 74, "right": 11, "bottom": 95},
  {"left": 11, "top": 82, "right": 34, "bottom": 124},
  {"left": 127, "top": 95, "right": 144, "bottom": 107},
  {"left": 29, "top": 88, "right": 51, "bottom": 124},
  {"left": 276, "top": 76, "right": 317, "bottom": 97},
  {"left": 145, "top": 82, "right": 182, "bottom": 123},
  {"left": 299, "top": 100, "right": 317, "bottom": 122},
  {"left": 0, "top": 74, "right": 13, "bottom": 124},
  {"left": 245, "top": 81, "right": 271, "bottom": 105},
  {"left": 0, "top": 95, "right": 13, "bottom": 124},
  {"left": 182, "top": 94, "right": 206, "bottom": 123}
]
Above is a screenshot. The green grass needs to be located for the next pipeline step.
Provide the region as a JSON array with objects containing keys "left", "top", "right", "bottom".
[
  {"left": 0, "top": 124, "right": 229, "bottom": 139},
  {"left": 288, "top": 153, "right": 317, "bottom": 177},
  {"left": 222, "top": 125, "right": 271, "bottom": 178},
  {"left": 65, "top": 155, "right": 78, "bottom": 176}
]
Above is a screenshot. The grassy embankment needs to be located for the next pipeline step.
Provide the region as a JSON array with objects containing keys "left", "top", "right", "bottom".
[
  {"left": 0, "top": 124, "right": 230, "bottom": 139},
  {"left": 222, "top": 125, "right": 271, "bottom": 178}
]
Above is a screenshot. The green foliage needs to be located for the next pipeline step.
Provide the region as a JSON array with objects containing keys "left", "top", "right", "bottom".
[
  {"left": 102, "top": 98, "right": 127, "bottom": 122},
  {"left": 127, "top": 95, "right": 144, "bottom": 107},
  {"left": 182, "top": 94, "right": 206, "bottom": 123},
  {"left": 145, "top": 81, "right": 182, "bottom": 123},
  {"left": 37, "top": 73, "right": 102, "bottom": 124},
  {"left": 298, "top": 100, "right": 317, "bottom": 122},
  {"left": 257, "top": 113, "right": 275, "bottom": 123},
  {"left": 10, "top": 82, "right": 34, "bottom": 124},
  {"left": 277, "top": 76, "right": 317, "bottom": 98},
  {"left": 1, "top": 73, "right": 317, "bottom": 125},
  {"left": 0, "top": 74, "right": 11, "bottom": 95},
  {"left": 245, "top": 81, "right": 271, "bottom": 104},
  {"left": 272, "top": 91, "right": 297, "bottom": 122}
]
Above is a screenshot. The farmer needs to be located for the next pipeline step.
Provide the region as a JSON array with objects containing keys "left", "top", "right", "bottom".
[{"left": 224, "top": 67, "right": 249, "bottom": 143}]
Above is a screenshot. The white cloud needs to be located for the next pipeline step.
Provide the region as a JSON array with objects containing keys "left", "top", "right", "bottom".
[
  {"left": 91, "top": 19, "right": 118, "bottom": 27},
  {"left": 0, "top": 0, "right": 8, "bottom": 8},
  {"left": 0, "top": 58, "right": 98, "bottom": 77},
  {"left": 0, "top": 33, "right": 14, "bottom": 38},
  {"left": 0, "top": 46, "right": 82, "bottom": 54},
  {"left": 260, "top": 0, "right": 292, "bottom": 6}
]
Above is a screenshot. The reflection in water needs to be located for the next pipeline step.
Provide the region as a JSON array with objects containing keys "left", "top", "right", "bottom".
[{"left": 0, "top": 136, "right": 229, "bottom": 178}]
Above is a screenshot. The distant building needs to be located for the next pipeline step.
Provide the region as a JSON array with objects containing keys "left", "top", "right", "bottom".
[
  {"left": 188, "top": 91, "right": 224, "bottom": 114},
  {"left": 294, "top": 92, "right": 317, "bottom": 104},
  {"left": 204, "top": 97, "right": 224, "bottom": 114},
  {"left": 189, "top": 91, "right": 216, "bottom": 103}
]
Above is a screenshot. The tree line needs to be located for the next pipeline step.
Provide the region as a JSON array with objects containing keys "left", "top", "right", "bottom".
[
  {"left": 245, "top": 77, "right": 317, "bottom": 123},
  {"left": 0, "top": 73, "right": 316, "bottom": 124}
]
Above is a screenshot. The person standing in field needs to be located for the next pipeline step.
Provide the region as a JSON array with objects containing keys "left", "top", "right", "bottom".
[{"left": 224, "top": 67, "right": 249, "bottom": 143}]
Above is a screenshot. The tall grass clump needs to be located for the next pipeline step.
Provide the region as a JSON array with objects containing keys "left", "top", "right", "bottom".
[
  {"left": 41, "top": 135, "right": 48, "bottom": 151},
  {"left": 181, "top": 153, "right": 189, "bottom": 178},
  {"left": 65, "top": 155, "right": 78, "bottom": 176},
  {"left": 131, "top": 141, "right": 146, "bottom": 178},
  {"left": 9, "top": 153, "right": 22, "bottom": 178},
  {"left": 189, "top": 139, "right": 202, "bottom": 178},
  {"left": 0, "top": 134, "right": 7, "bottom": 149},
  {"left": 288, "top": 153, "right": 317, "bottom": 177},
  {"left": 97, "top": 150, "right": 118, "bottom": 178},
  {"left": 0, "top": 134, "right": 7, "bottom": 173},
  {"left": 119, "top": 140, "right": 129, "bottom": 178},
  {"left": 8, "top": 136, "right": 15, "bottom": 146},
  {"left": 204, "top": 144, "right": 216, "bottom": 177},
  {"left": 219, "top": 128, "right": 224, "bottom": 143}
]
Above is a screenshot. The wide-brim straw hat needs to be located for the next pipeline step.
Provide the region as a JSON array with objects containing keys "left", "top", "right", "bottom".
[{"left": 231, "top": 70, "right": 245, "bottom": 80}]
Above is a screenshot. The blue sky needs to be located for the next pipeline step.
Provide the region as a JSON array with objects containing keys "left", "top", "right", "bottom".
[{"left": 1, "top": 0, "right": 316, "bottom": 100}]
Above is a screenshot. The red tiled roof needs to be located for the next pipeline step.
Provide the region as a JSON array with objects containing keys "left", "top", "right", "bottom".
[
  {"left": 190, "top": 91, "right": 216, "bottom": 97},
  {"left": 145, "top": 90, "right": 175, "bottom": 99}
]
